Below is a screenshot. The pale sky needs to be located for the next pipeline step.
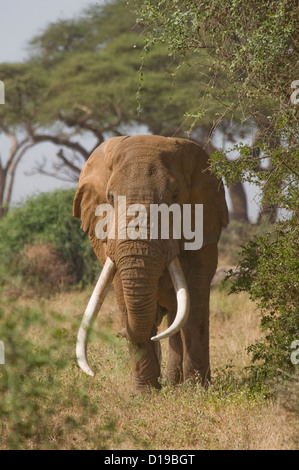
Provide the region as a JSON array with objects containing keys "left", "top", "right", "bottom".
[
  {"left": 0, "top": 0, "right": 100, "bottom": 205},
  {"left": 0, "top": 0, "right": 96, "bottom": 63}
]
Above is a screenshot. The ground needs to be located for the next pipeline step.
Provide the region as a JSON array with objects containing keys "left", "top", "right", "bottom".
[{"left": 0, "top": 282, "right": 297, "bottom": 450}]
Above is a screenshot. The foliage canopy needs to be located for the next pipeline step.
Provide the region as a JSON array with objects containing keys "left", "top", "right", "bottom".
[{"left": 137, "top": 0, "right": 299, "bottom": 382}]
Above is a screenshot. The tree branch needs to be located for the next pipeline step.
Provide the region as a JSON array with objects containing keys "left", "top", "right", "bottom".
[
  {"left": 28, "top": 157, "right": 79, "bottom": 183},
  {"left": 28, "top": 148, "right": 82, "bottom": 183},
  {"left": 102, "top": 104, "right": 123, "bottom": 133},
  {"left": 4, "top": 131, "right": 19, "bottom": 170},
  {"left": 30, "top": 131, "right": 90, "bottom": 160},
  {"left": 4, "top": 142, "right": 34, "bottom": 205},
  {"left": 56, "top": 149, "right": 81, "bottom": 175},
  {"left": 59, "top": 112, "right": 105, "bottom": 142}
]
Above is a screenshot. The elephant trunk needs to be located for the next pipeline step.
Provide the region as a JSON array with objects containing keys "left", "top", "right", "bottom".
[
  {"left": 115, "top": 240, "right": 163, "bottom": 344},
  {"left": 116, "top": 240, "right": 190, "bottom": 344}
]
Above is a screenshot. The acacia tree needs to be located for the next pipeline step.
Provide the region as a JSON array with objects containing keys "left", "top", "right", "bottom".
[
  {"left": 26, "top": 1, "right": 226, "bottom": 177},
  {"left": 31, "top": 0, "right": 250, "bottom": 218},
  {"left": 136, "top": 0, "right": 299, "bottom": 381},
  {"left": 0, "top": 0, "right": 248, "bottom": 218},
  {"left": 0, "top": 63, "right": 42, "bottom": 217},
  {"left": 0, "top": 3, "right": 145, "bottom": 211}
]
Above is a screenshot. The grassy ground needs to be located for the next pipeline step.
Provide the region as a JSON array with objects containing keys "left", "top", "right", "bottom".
[{"left": 0, "top": 281, "right": 297, "bottom": 450}]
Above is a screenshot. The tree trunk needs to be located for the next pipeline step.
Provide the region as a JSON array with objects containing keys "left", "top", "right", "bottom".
[
  {"left": 228, "top": 181, "right": 249, "bottom": 221},
  {"left": 197, "top": 126, "right": 249, "bottom": 222},
  {"left": 0, "top": 167, "right": 7, "bottom": 220}
]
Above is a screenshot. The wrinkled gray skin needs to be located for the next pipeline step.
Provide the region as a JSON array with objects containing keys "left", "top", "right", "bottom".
[{"left": 74, "top": 135, "right": 229, "bottom": 391}]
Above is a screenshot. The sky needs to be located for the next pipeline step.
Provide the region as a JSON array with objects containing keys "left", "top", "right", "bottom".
[
  {"left": 0, "top": 0, "right": 100, "bottom": 205},
  {"left": 0, "top": 0, "right": 260, "bottom": 221},
  {"left": 0, "top": 0, "right": 94, "bottom": 63}
]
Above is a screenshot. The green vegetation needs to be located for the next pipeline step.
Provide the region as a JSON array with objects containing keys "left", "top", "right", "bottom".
[
  {"left": 0, "top": 189, "right": 98, "bottom": 294},
  {"left": 137, "top": 0, "right": 299, "bottom": 384},
  {"left": 229, "top": 221, "right": 299, "bottom": 382}
]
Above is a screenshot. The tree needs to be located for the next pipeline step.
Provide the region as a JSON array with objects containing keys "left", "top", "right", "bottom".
[
  {"left": 136, "top": 0, "right": 299, "bottom": 382},
  {"left": 30, "top": 0, "right": 250, "bottom": 218},
  {"left": 0, "top": 63, "right": 43, "bottom": 217},
  {"left": 136, "top": 0, "right": 299, "bottom": 220},
  {"left": 26, "top": 2, "right": 229, "bottom": 177},
  {"left": 1, "top": 0, "right": 248, "bottom": 218}
]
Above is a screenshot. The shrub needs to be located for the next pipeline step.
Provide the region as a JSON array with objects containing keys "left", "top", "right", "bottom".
[
  {"left": 227, "top": 218, "right": 299, "bottom": 384},
  {"left": 0, "top": 189, "right": 98, "bottom": 293},
  {"left": 21, "top": 242, "right": 76, "bottom": 293}
]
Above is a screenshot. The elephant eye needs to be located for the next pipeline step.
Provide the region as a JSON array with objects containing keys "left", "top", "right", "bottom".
[
  {"left": 172, "top": 190, "right": 179, "bottom": 202},
  {"left": 107, "top": 192, "right": 114, "bottom": 206}
]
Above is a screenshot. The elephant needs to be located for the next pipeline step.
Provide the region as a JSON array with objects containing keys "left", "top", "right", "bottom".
[{"left": 73, "top": 135, "right": 229, "bottom": 391}]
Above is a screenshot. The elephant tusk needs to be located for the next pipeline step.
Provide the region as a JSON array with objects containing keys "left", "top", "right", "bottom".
[
  {"left": 151, "top": 256, "right": 190, "bottom": 342},
  {"left": 76, "top": 257, "right": 116, "bottom": 376}
]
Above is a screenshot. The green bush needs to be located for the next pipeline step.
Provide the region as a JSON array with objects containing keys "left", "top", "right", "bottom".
[
  {"left": 0, "top": 189, "right": 98, "bottom": 292},
  {"left": 227, "top": 217, "right": 299, "bottom": 384}
]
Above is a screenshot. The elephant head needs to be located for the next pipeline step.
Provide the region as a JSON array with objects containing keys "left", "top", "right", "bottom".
[{"left": 73, "top": 135, "right": 228, "bottom": 390}]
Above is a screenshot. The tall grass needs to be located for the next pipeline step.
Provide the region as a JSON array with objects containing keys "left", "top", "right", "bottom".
[{"left": 0, "top": 287, "right": 297, "bottom": 450}]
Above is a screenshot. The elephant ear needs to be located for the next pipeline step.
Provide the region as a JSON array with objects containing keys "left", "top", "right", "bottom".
[
  {"left": 188, "top": 143, "right": 229, "bottom": 246},
  {"left": 73, "top": 136, "right": 127, "bottom": 239}
]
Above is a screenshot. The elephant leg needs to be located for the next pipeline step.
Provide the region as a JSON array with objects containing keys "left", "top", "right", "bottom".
[
  {"left": 181, "top": 243, "right": 218, "bottom": 387},
  {"left": 181, "top": 297, "right": 211, "bottom": 386},
  {"left": 166, "top": 311, "right": 183, "bottom": 384}
]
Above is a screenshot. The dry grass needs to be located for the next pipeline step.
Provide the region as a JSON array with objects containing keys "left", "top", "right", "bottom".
[{"left": 0, "top": 283, "right": 297, "bottom": 450}]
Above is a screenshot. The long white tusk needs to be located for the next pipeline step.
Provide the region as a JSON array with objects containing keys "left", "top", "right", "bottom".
[
  {"left": 76, "top": 257, "right": 116, "bottom": 376},
  {"left": 151, "top": 256, "right": 190, "bottom": 342}
]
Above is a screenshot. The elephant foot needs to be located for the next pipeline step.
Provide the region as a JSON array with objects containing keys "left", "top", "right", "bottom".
[
  {"left": 133, "top": 375, "right": 161, "bottom": 392},
  {"left": 166, "top": 364, "right": 183, "bottom": 385}
]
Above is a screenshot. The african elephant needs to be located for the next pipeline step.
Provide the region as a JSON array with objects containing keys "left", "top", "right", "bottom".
[{"left": 73, "top": 135, "right": 229, "bottom": 391}]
